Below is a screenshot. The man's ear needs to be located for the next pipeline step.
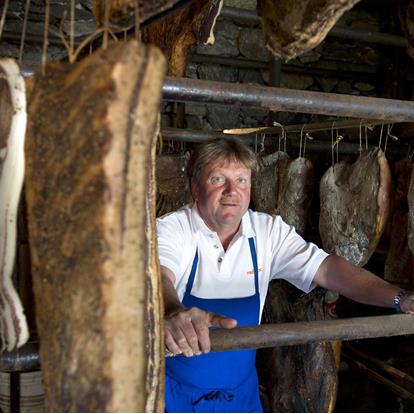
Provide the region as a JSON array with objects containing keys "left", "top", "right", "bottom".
[{"left": 191, "top": 179, "right": 199, "bottom": 202}]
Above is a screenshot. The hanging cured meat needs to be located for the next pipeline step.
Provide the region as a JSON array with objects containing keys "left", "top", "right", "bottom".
[
  {"left": 276, "top": 157, "right": 315, "bottom": 236},
  {"left": 252, "top": 151, "right": 290, "bottom": 216},
  {"left": 25, "top": 41, "right": 165, "bottom": 412},
  {"left": 252, "top": 152, "right": 314, "bottom": 236},
  {"left": 156, "top": 153, "right": 191, "bottom": 217},
  {"left": 142, "top": 0, "right": 223, "bottom": 76},
  {"left": 257, "top": 281, "right": 338, "bottom": 413},
  {"left": 398, "top": 0, "right": 414, "bottom": 61},
  {"left": 406, "top": 163, "right": 414, "bottom": 257},
  {"left": 385, "top": 159, "right": 414, "bottom": 286},
  {"left": 257, "top": 0, "right": 361, "bottom": 60},
  {"left": 319, "top": 148, "right": 392, "bottom": 266},
  {"left": 0, "top": 59, "right": 29, "bottom": 353}
]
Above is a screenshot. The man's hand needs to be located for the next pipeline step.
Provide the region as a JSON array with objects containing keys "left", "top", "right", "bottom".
[
  {"left": 400, "top": 292, "right": 414, "bottom": 314},
  {"left": 165, "top": 307, "right": 237, "bottom": 357}
]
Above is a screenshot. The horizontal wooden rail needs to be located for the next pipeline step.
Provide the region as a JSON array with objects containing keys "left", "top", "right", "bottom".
[{"left": 205, "top": 314, "right": 414, "bottom": 353}]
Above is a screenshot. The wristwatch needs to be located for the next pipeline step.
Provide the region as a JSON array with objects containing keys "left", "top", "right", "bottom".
[{"left": 394, "top": 290, "right": 408, "bottom": 313}]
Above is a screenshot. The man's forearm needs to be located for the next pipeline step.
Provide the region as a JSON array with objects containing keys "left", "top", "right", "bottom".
[
  {"left": 161, "top": 266, "right": 184, "bottom": 316},
  {"left": 314, "top": 255, "right": 400, "bottom": 308}
]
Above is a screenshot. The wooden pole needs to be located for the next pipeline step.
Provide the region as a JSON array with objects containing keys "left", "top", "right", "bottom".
[{"left": 206, "top": 314, "right": 414, "bottom": 353}]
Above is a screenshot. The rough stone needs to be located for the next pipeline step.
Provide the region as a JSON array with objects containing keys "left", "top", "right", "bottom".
[
  {"left": 224, "top": 0, "right": 257, "bottom": 10},
  {"left": 197, "top": 63, "right": 238, "bottom": 82},
  {"left": 281, "top": 73, "right": 314, "bottom": 90},
  {"left": 317, "top": 77, "right": 338, "bottom": 93},
  {"left": 337, "top": 9, "right": 380, "bottom": 31},
  {"left": 63, "top": 20, "right": 98, "bottom": 36},
  {"left": 185, "top": 63, "right": 198, "bottom": 79},
  {"left": 354, "top": 82, "right": 376, "bottom": 92},
  {"left": 206, "top": 104, "right": 240, "bottom": 129},
  {"left": 185, "top": 115, "right": 203, "bottom": 130},
  {"left": 336, "top": 81, "right": 354, "bottom": 94},
  {"left": 185, "top": 104, "right": 207, "bottom": 117},
  {"left": 197, "top": 21, "right": 240, "bottom": 57},
  {"left": 261, "top": 69, "right": 270, "bottom": 84},
  {"left": 241, "top": 107, "right": 267, "bottom": 121},
  {"left": 358, "top": 48, "right": 381, "bottom": 66},
  {"left": 0, "top": 42, "right": 20, "bottom": 58},
  {"left": 298, "top": 50, "right": 321, "bottom": 64},
  {"left": 238, "top": 28, "right": 270, "bottom": 61},
  {"left": 239, "top": 68, "right": 264, "bottom": 85}
]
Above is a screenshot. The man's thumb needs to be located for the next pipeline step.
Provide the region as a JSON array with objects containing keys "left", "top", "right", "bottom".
[{"left": 207, "top": 312, "right": 237, "bottom": 329}]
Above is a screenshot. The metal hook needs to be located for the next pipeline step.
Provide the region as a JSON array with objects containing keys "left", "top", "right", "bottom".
[
  {"left": 299, "top": 124, "right": 306, "bottom": 158},
  {"left": 331, "top": 121, "right": 336, "bottom": 167},
  {"left": 303, "top": 132, "right": 313, "bottom": 158},
  {"left": 378, "top": 122, "right": 384, "bottom": 150},
  {"left": 259, "top": 133, "right": 266, "bottom": 153}
]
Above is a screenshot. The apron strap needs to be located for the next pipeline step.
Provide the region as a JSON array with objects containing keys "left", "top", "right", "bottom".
[
  {"left": 248, "top": 237, "right": 259, "bottom": 294},
  {"left": 183, "top": 249, "right": 198, "bottom": 299}
]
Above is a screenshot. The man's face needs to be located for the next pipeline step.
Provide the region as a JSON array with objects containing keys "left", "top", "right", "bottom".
[{"left": 191, "top": 159, "right": 251, "bottom": 233}]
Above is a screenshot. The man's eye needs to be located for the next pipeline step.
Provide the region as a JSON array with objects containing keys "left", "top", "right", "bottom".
[
  {"left": 211, "top": 176, "right": 224, "bottom": 185},
  {"left": 237, "top": 177, "right": 247, "bottom": 185}
]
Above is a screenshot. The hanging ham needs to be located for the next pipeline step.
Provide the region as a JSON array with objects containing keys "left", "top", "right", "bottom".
[
  {"left": 319, "top": 148, "right": 392, "bottom": 266},
  {"left": 276, "top": 156, "right": 315, "bottom": 236},
  {"left": 252, "top": 151, "right": 290, "bottom": 216},
  {"left": 156, "top": 153, "right": 191, "bottom": 217},
  {"left": 142, "top": 0, "right": 224, "bottom": 76},
  {"left": 0, "top": 59, "right": 29, "bottom": 353},
  {"left": 25, "top": 41, "right": 165, "bottom": 412},
  {"left": 252, "top": 152, "right": 314, "bottom": 236},
  {"left": 257, "top": 281, "right": 338, "bottom": 412},
  {"left": 385, "top": 159, "right": 414, "bottom": 286},
  {"left": 257, "top": 0, "right": 361, "bottom": 60}
]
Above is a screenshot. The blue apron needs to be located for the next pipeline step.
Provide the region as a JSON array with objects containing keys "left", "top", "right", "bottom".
[{"left": 165, "top": 237, "right": 263, "bottom": 413}]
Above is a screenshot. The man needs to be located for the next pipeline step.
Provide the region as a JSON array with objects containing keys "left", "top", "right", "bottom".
[{"left": 157, "top": 138, "right": 414, "bottom": 413}]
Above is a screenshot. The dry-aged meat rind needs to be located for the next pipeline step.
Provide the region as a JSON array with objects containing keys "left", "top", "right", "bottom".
[
  {"left": 156, "top": 153, "right": 191, "bottom": 217},
  {"left": 385, "top": 159, "right": 414, "bottom": 285},
  {"left": 257, "top": 281, "right": 338, "bottom": 412},
  {"left": 252, "top": 152, "right": 314, "bottom": 236},
  {"left": 319, "top": 148, "right": 391, "bottom": 266},
  {"left": 257, "top": 0, "right": 361, "bottom": 60},
  {"left": 398, "top": 0, "right": 414, "bottom": 61},
  {"left": 142, "top": 0, "right": 223, "bottom": 76},
  {"left": 252, "top": 151, "right": 290, "bottom": 216},
  {"left": 0, "top": 59, "right": 29, "bottom": 353},
  {"left": 406, "top": 164, "right": 414, "bottom": 257},
  {"left": 276, "top": 157, "right": 315, "bottom": 236},
  {"left": 25, "top": 41, "right": 165, "bottom": 412}
]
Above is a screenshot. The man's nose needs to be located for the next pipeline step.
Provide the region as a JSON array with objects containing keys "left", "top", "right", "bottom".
[{"left": 223, "top": 180, "right": 237, "bottom": 194}]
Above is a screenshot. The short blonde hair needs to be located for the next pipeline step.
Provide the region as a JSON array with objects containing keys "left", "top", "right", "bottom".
[{"left": 188, "top": 138, "right": 257, "bottom": 184}]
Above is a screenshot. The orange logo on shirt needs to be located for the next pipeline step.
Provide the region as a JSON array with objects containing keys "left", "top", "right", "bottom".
[{"left": 247, "top": 268, "right": 263, "bottom": 276}]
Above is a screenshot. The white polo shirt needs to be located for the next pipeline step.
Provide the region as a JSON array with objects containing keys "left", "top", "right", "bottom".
[{"left": 157, "top": 204, "right": 329, "bottom": 317}]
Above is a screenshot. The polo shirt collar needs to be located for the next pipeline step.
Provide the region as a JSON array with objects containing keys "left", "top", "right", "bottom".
[{"left": 190, "top": 203, "right": 256, "bottom": 238}]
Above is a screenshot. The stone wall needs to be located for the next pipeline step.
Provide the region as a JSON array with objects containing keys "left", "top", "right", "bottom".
[
  {"left": 0, "top": 0, "right": 410, "bottom": 134},
  {"left": 167, "top": 0, "right": 402, "bottom": 132}
]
